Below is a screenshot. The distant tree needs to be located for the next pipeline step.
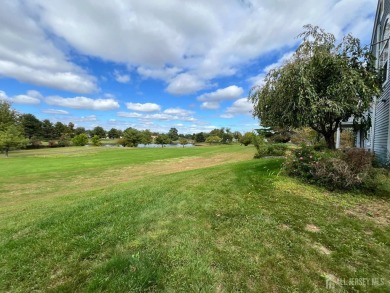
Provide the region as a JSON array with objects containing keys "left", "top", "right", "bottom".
[
  {"left": 108, "top": 128, "right": 121, "bottom": 139},
  {"left": 0, "top": 101, "right": 19, "bottom": 131},
  {"left": 54, "top": 122, "right": 67, "bottom": 139},
  {"left": 206, "top": 135, "right": 221, "bottom": 144},
  {"left": 220, "top": 128, "right": 233, "bottom": 144},
  {"left": 57, "top": 134, "right": 71, "bottom": 147},
  {"left": 42, "top": 119, "right": 55, "bottom": 140},
  {"left": 240, "top": 132, "right": 254, "bottom": 146},
  {"left": 0, "top": 101, "right": 27, "bottom": 156},
  {"left": 20, "top": 114, "right": 42, "bottom": 139},
  {"left": 155, "top": 134, "right": 171, "bottom": 147},
  {"left": 72, "top": 133, "right": 89, "bottom": 146},
  {"left": 67, "top": 122, "right": 75, "bottom": 138},
  {"left": 250, "top": 25, "right": 382, "bottom": 149},
  {"left": 179, "top": 137, "right": 188, "bottom": 147},
  {"left": 122, "top": 127, "right": 142, "bottom": 147},
  {"left": 167, "top": 127, "right": 179, "bottom": 141},
  {"left": 91, "top": 126, "right": 106, "bottom": 139},
  {"left": 195, "top": 132, "right": 206, "bottom": 143},
  {"left": 233, "top": 131, "right": 242, "bottom": 141},
  {"left": 74, "top": 127, "right": 86, "bottom": 136},
  {"left": 141, "top": 129, "right": 153, "bottom": 145},
  {"left": 209, "top": 128, "right": 222, "bottom": 137},
  {"left": 91, "top": 135, "right": 102, "bottom": 146},
  {"left": 0, "top": 125, "right": 28, "bottom": 156}
]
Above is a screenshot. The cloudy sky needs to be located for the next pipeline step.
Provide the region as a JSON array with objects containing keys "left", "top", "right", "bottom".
[{"left": 0, "top": 0, "right": 377, "bottom": 134}]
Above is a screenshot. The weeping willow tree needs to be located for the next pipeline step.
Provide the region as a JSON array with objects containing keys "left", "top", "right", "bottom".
[{"left": 250, "top": 25, "right": 382, "bottom": 149}]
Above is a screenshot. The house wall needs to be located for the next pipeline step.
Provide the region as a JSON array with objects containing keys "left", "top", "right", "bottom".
[{"left": 371, "top": 0, "right": 390, "bottom": 164}]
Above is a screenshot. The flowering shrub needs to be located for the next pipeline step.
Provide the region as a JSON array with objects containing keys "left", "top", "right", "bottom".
[
  {"left": 283, "top": 146, "right": 376, "bottom": 190},
  {"left": 283, "top": 145, "right": 320, "bottom": 180}
]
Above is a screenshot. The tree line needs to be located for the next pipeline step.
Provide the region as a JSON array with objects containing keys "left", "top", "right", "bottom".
[{"left": 0, "top": 101, "right": 254, "bottom": 155}]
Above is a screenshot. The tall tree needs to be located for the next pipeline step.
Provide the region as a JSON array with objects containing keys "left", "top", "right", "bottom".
[
  {"left": 155, "top": 134, "right": 171, "bottom": 147},
  {"left": 250, "top": 25, "right": 381, "bottom": 149},
  {"left": 20, "top": 114, "right": 43, "bottom": 139},
  {"left": 141, "top": 129, "right": 153, "bottom": 145},
  {"left": 167, "top": 127, "right": 179, "bottom": 141},
  {"left": 107, "top": 128, "right": 121, "bottom": 139},
  {"left": 54, "top": 122, "right": 67, "bottom": 139},
  {"left": 0, "top": 125, "right": 28, "bottom": 156},
  {"left": 42, "top": 119, "right": 55, "bottom": 140},
  {"left": 122, "top": 127, "right": 142, "bottom": 147},
  {"left": 0, "top": 102, "right": 27, "bottom": 156},
  {"left": 0, "top": 101, "right": 19, "bottom": 131},
  {"left": 91, "top": 126, "right": 106, "bottom": 139}
]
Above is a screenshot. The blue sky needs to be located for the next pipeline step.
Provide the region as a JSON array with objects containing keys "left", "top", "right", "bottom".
[{"left": 0, "top": 0, "right": 377, "bottom": 134}]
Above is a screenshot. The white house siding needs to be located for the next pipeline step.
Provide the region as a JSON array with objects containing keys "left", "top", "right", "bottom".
[
  {"left": 370, "top": 0, "right": 390, "bottom": 164},
  {"left": 373, "top": 93, "right": 389, "bottom": 163}
]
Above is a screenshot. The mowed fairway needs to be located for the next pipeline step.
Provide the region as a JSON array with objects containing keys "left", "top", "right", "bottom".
[{"left": 0, "top": 145, "right": 389, "bottom": 292}]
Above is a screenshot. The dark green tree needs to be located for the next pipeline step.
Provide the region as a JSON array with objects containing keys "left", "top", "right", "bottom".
[
  {"left": 91, "top": 126, "right": 106, "bottom": 139},
  {"left": 107, "top": 128, "right": 121, "bottom": 139},
  {"left": 42, "top": 119, "right": 55, "bottom": 140},
  {"left": 155, "top": 134, "right": 171, "bottom": 147},
  {"left": 20, "top": 114, "right": 43, "bottom": 139},
  {"left": 167, "top": 127, "right": 179, "bottom": 141},
  {"left": 141, "top": 129, "right": 153, "bottom": 145},
  {"left": 122, "top": 127, "right": 142, "bottom": 147},
  {"left": 194, "top": 132, "right": 205, "bottom": 143},
  {"left": 250, "top": 25, "right": 381, "bottom": 149},
  {"left": 72, "top": 133, "right": 89, "bottom": 146}
]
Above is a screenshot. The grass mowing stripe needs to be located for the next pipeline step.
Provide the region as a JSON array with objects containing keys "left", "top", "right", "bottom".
[{"left": 0, "top": 147, "right": 389, "bottom": 292}]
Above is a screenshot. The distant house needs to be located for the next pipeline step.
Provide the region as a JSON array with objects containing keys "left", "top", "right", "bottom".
[{"left": 369, "top": 0, "right": 390, "bottom": 164}]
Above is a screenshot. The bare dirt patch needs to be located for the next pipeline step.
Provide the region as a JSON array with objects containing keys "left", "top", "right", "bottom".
[
  {"left": 305, "top": 224, "right": 321, "bottom": 233},
  {"left": 345, "top": 200, "right": 390, "bottom": 226}
]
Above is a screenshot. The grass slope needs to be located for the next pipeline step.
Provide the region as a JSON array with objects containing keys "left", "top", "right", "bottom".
[{"left": 0, "top": 146, "right": 389, "bottom": 292}]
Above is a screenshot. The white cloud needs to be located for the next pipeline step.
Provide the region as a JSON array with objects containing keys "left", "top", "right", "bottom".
[
  {"left": 198, "top": 85, "right": 243, "bottom": 102},
  {"left": 45, "top": 96, "right": 120, "bottom": 110},
  {"left": 137, "top": 66, "right": 182, "bottom": 81},
  {"left": 223, "top": 98, "right": 253, "bottom": 117},
  {"left": 201, "top": 102, "right": 219, "bottom": 110},
  {"left": 114, "top": 71, "right": 131, "bottom": 83},
  {"left": 117, "top": 112, "right": 143, "bottom": 118},
  {"left": 0, "top": 1, "right": 98, "bottom": 94},
  {"left": 12, "top": 95, "right": 40, "bottom": 105},
  {"left": 198, "top": 85, "right": 244, "bottom": 109},
  {"left": 165, "top": 73, "right": 207, "bottom": 95},
  {"left": 163, "top": 108, "right": 193, "bottom": 116},
  {"left": 42, "top": 109, "right": 69, "bottom": 115},
  {"left": 0, "top": 90, "right": 41, "bottom": 105},
  {"left": 117, "top": 107, "right": 195, "bottom": 122},
  {"left": 126, "top": 102, "right": 161, "bottom": 112},
  {"left": 0, "top": 0, "right": 375, "bottom": 96}
]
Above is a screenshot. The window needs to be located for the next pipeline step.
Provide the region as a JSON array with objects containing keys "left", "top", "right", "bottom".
[{"left": 380, "top": 17, "right": 390, "bottom": 83}]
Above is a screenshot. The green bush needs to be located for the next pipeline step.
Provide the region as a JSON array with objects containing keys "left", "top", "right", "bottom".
[
  {"left": 283, "top": 146, "right": 376, "bottom": 191},
  {"left": 254, "top": 143, "right": 288, "bottom": 158},
  {"left": 72, "top": 133, "right": 89, "bottom": 146},
  {"left": 283, "top": 145, "right": 320, "bottom": 179}
]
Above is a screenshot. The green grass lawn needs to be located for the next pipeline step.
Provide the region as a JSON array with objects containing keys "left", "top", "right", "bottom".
[{"left": 0, "top": 145, "right": 389, "bottom": 292}]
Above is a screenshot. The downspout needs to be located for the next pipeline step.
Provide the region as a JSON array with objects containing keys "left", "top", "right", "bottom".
[{"left": 371, "top": 96, "right": 377, "bottom": 152}]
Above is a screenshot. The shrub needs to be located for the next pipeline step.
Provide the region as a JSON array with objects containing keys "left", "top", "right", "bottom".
[
  {"left": 254, "top": 143, "right": 288, "bottom": 158},
  {"left": 57, "top": 135, "right": 70, "bottom": 147},
  {"left": 72, "top": 133, "right": 89, "bottom": 146},
  {"left": 48, "top": 140, "right": 57, "bottom": 147},
  {"left": 270, "top": 133, "right": 291, "bottom": 143},
  {"left": 283, "top": 145, "right": 320, "bottom": 179},
  {"left": 284, "top": 146, "right": 376, "bottom": 190},
  {"left": 91, "top": 135, "right": 102, "bottom": 146}
]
